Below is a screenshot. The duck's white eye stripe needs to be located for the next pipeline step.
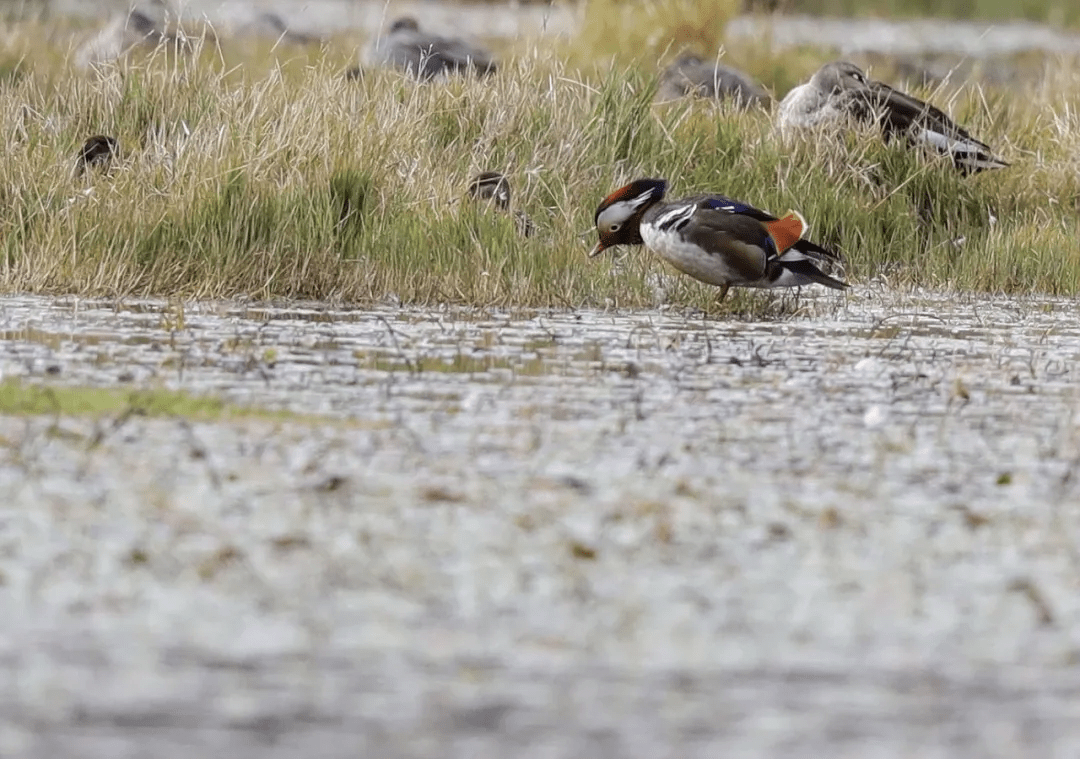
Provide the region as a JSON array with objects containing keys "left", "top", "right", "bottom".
[
  {"left": 654, "top": 204, "right": 695, "bottom": 232},
  {"left": 597, "top": 202, "right": 636, "bottom": 228}
]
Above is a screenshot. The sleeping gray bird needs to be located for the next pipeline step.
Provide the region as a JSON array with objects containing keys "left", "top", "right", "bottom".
[
  {"left": 370, "top": 17, "right": 496, "bottom": 81},
  {"left": 777, "top": 61, "right": 1007, "bottom": 173},
  {"left": 655, "top": 54, "right": 769, "bottom": 108}
]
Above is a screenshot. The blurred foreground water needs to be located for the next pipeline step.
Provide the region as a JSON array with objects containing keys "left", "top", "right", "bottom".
[{"left": 0, "top": 291, "right": 1078, "bottom": 756}]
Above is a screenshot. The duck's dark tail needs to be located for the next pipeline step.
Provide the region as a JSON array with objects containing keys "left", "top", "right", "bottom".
[
  {"left": 790, "top": 237, "right": 845, "bottom": 264},
  {"left": 775, "top": 257, "right": 849, "bottom": 291}
]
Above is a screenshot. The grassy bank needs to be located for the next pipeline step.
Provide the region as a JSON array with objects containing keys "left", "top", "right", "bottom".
[{"left": 0, "top": 8, "right": 1078, "bottom": 309}]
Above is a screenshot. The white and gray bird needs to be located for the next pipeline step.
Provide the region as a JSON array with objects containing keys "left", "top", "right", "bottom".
[
  {"left": 655, "top": 54, "right": 769, "bottom": 108},
  {"left": 777, "top": 61, "right": 1007, "bottom": 173},
  {"left": 369, "top": 17, "right": 496, "bottom": 81}
]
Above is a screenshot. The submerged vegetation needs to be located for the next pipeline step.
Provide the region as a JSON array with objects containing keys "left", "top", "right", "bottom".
[
  {"left": 0, "top": 1, "right": 1078, "bottom": 309},
  {"left": 0, "top": 380, "right": 298, "bottom": 421}
]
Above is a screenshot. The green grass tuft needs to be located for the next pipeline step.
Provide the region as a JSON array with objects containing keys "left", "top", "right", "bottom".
[{"left": 0, "top": 380, "right": 287, "bottom": 421}]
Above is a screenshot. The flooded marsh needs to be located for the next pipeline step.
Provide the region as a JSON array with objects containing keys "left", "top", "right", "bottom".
[{"left": 1, "top": 291, "right": 1079, "bottom": 755}]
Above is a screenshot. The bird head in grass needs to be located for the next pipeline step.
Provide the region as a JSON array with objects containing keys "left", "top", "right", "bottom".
[
  {"left": 76, "top": 135, "right": 119, "bottom": 176},
  {"left": 467, "top": 171, "right": 512, "bottom": 210}
]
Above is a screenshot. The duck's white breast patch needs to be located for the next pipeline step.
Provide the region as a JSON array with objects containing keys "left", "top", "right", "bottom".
[{"left": 641, "top": 215, "right": 761, "bottom": 288}]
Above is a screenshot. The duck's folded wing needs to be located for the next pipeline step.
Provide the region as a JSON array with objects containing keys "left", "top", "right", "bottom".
[
  {"left": 694, "top": 195, "right": 844, "bottom": 264},
  {"left": 695, "top": 195, "right": 777, "bottom": 222},
  {"left": 678, "top": 209, "right": 773, "bottom": 281}
]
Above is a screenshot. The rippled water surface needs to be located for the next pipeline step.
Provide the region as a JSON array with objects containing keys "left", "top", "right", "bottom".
[
  {"left": 1, "top": 291, "right": 1079, "bottom": 757},
  {"left": 726, "top": 14, "right": 1080, "bottom": 57},
  {"left": 53, "top": 1, "right": 1080, "bottom": 59}
]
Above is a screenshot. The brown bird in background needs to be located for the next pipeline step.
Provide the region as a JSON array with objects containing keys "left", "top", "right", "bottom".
[
  {"left": 466, "top": 171, "right": 535, "bottom": 237},
  {"left": 76, "top": 135, "right": 118, "bottom": 176},
  {"left": 467, "top": 172, "right": 512, "bottom": 208}
]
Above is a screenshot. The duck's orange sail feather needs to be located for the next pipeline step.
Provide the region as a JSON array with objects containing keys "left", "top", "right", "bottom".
[{"left": 762, "top": 211, "right": 807, "bottom": 253}]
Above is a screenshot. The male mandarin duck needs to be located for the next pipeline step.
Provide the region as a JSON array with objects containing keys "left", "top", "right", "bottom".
[{"left": 589, "top": 178, "right": 848, "bottom": 301}]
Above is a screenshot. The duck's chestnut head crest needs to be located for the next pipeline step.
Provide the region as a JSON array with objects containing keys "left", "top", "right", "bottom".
[{"left": 589, "top": 178, "right": 667, "bottom": 257}]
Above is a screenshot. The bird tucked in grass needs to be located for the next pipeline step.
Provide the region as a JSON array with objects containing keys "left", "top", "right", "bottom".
[
  {"left": 589, "top": 178, "right": 848, "bottom": 302},
  {"left": 76, "top": 135, "right": 118, "bottom": 176},
  {"left": 777, "top": 61, "right": 1007, "bottom": 173},
  {"left": 370, "top": 17, "right": 496, "bottom": 81},
  {"left": 468, "top": 171, "right": 511, "bottom": 208},
  {"left": 466, "top": 171, "right": 535, "bottom": 237},
  {"left": 655, "top": 54, "right": 769, "bottom": 108}
]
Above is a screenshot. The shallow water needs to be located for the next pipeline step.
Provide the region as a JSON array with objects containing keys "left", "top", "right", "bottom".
[
  {"left": 726, "top": 14, "right": 1080, "bottom": 57},
  {"left": 54, "top": 0, "right": 1080, "bottom": 59},
  {"left": 1, "top": 290, "right": 1079, "bottom": 757}
]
